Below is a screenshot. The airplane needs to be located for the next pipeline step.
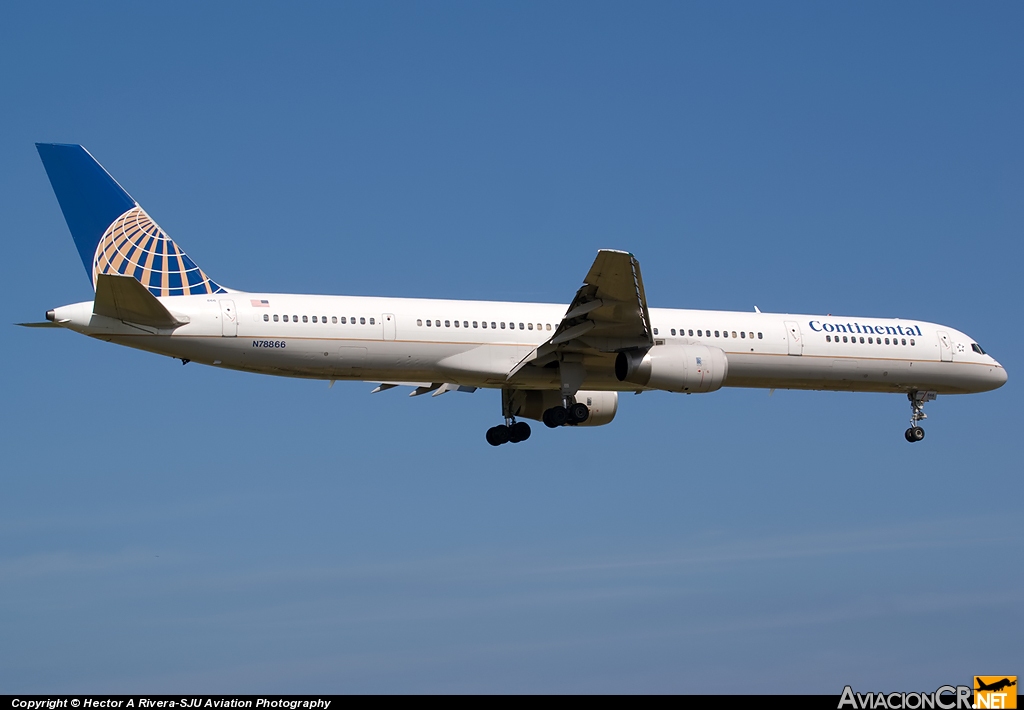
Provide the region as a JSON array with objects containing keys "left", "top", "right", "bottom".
[
  {"left": 21, "top": 143, "right": 1007, "bottom": 446},
  {"left": 976, "top": 678, "right": 1017, "bottom": 693}
]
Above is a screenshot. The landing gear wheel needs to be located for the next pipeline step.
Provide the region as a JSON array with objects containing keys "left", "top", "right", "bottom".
[
  {"left": 569, "top": 402, "right": 590, "bottom": 424},
  {"left": 906, "top": 391, "right": 935, "bottom": 443},
  {"left": 486, "top": 425, "right": 510, "bottom": 446},
  {"left": 543, "top": 406, "right": 568, "bottom": 428},
  {"left": 509, "top": 421, "right": 531, "bottom": 443}
]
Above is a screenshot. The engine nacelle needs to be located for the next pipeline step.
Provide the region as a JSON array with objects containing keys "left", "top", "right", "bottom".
[
  {"left": 516, "top": 389, "right": 618, "bottom": 427},
  {"left": 615, "top": 344, "right": 728, "bottom": 393}
]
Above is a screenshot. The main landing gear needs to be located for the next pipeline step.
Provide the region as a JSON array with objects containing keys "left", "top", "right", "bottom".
[
  {"left": 904, "top": 391, "right": 936, "bottom": 443},
  {"left": 542, "top": 399, "right": 590, "bottom": 428},
  {"left": 486, "top": 419, "right": 531, "bottom": 447}
]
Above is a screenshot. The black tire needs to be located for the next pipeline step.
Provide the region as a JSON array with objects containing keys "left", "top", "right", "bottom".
[
  {"left": 510, "top": 421, "right": 531, "bottom": 443},
  {"left": 570, "top": 402, "right": 590, "bottom": 424},
  {"left": 546, "top": 406, "right": 568, "bottom": 427},
  {"left": 912, "top": 426, "right": 925, "bottom": 441},
  {"left": 542, "top": 409, "right": 559, "bottom": 428},
  {"left": 487, "top": 425, "right": 511, "bottom": 446},
  {"left": 905, "top": 428, "right": 915, "bottom": 443},
  {"left": 486, "top": 427, "right": 502, "bottom": 446}
]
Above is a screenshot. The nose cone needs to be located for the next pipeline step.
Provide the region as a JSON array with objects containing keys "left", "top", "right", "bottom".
[
  {"left": 979, "top": 362, "right": 1008, "bottom": 392},
  {"left": 993, "top": 364, "right": 1008, "bottom": 389}
]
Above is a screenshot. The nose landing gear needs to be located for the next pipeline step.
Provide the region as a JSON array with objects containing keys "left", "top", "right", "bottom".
[{"left": 904, "top": 391, "right": 936, "bottom": 443}]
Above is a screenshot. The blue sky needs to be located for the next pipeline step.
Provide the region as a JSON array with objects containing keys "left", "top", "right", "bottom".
[{"left": 1, "top": 1, "right": 1021, "bottom": 693}]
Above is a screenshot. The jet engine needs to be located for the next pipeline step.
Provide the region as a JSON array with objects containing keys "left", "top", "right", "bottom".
[
  {"left": 615, "top": 344, "right": 728, "bottom": 393},
  {"left": 516, "top": 389, "right": 618, "bottom": 427}
]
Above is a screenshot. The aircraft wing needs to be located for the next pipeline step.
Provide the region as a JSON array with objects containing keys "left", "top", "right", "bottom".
[{"left": 508, "top": 249, "right": 653, "bottom": 379}]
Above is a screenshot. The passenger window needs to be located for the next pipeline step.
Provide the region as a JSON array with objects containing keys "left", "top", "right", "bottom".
[
  {"left": 300, "top": 315, "right": 306, "bottom": 323},
  {"left": 417, "top": 319, "right": 423, "bottom": 326},
  {"left": 340, "top": 317, "right": 346, "bottom": 324},
  {"left": 263, "top": 314, "right": 269, "bottom": 322},
  {"left": 697, "top": 330, "right": 702, "bottom": 337},
  {"left": 491, "top": 322, "right": 496, "bottom": 329},
  {"left": 843, "top": 336, "right": 848, "bottom": 343},
  {"left": 273, "top": 314, "right": 279, "bottom": 322},
  {"left": 332, "top": 316, "right": 337, "bottom": 324},
  {"left": 868, "top": 337, "right": 873, "bottom": 344},
  {"left": 465, "top": 321, "right": 470, "bottom": 328},
  {"left": 519, "top": 323, "right": 524, "bottom": 330},
  {"left": 740, "top": 331, "right": 745, "bottom": 338},
  {"left": 732, "top": 331, "right": 737, "bottom": 338},
  {"left": 501, "top": 322, "right": 506, "bottom": 329},
  {"left": 445, "top": 320, "right": 450, "bottom": 327},
  {"left": 885, "top": 337, "right": 890, "bottom": 344},
  {"left": 826, "top": 335, "right": 831, "bottom": 342},
  {"left": 757, "top": 332, "right": 763, "bottom": 339},
  {"left": 528, "top": 323, "right": 534, "bottom": 330},
  {"left": 454, "top": 320, "right": 460, "bottom": 328},
  {"left": 426, "top": 320, "right": 431, "bottom": 327},
  {"left": 902, "top": 338, "right": 907, "bottom": 346},
  {"left": 546, "top": 324, "right": 552, "bottom": 331},
  {"left": 910, "top": 339, "right": 915, "bottom": 345},
  {"left": 360, "top": 317, "right": 366, "bottom": 325},
  {"left": 311, "top": 316, "right": 317, "bottom": 323},
  {"left": 369, "top": 318, "right": 375, "bottom": 325},
  {"left": 481, "top": 321, "right": 487, "bottom": 328},
  {"left": 653, "top": 328, "right": 659, "bottom": 335},
  {"left": 715, "top": 331, "right": 720, "bottom": 337},
  {"left": 473, "top": 321, "right": 478, "bottom": 328},
  {"left": 322, "top": 316, "right": 327, "bottom": 323},
  {"left": 689, "top": 330, "right": 694, "bottom": 336},
  {"left": 283, "top": 315, "right": 289, "bottom": 322},
  {"left": 671, "top": 329, "right": 676, "bottom": 336}
]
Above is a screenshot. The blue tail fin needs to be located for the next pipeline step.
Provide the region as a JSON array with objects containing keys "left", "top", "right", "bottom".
[{"left": 36, "top": 143, "right": 224, "bottom": 296}]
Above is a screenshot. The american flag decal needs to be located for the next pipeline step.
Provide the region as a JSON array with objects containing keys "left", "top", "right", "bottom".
[{"left": 251, "top": 299, "right": 270, "bottom": 307}]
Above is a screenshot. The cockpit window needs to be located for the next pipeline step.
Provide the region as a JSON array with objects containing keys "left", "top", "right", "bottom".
[{"left": 972, "top": 343, "right": 986, "bottom": 355}]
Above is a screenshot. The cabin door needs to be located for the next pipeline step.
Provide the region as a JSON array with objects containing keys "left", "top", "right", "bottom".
[
  {"left": 220, "top": 300, "right": 237, "bottom": 337},
  {"left": 383, "top": 313, "right": 396, "bottom": 341},
  {"left": 784, "top": 321, "right": 803, "bottom": 355},
  {"left": 937, "top": 331, "right": 953, "bottom": 362}
]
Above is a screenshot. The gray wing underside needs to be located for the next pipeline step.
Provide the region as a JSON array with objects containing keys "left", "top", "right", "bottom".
[{"left": 508, "top": 249, "right": 653, "bottom": 380}]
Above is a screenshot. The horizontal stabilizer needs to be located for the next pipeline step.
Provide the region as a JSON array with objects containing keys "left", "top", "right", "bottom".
[
  {"left": 16, "top": 321, "right": 63, "bottom": 328},
  {"left": 94, "top": 273, "right": 186, "bottom": 329}
]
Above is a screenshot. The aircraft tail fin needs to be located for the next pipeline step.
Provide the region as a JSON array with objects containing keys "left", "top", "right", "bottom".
[{"left": 36, "top": 143, "right": 225, "bottom": 296}]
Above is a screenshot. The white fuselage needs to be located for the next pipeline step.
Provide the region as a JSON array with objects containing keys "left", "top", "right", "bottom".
[{"left": 50, "top": 292, "right": 1007, "bottom": 396}]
